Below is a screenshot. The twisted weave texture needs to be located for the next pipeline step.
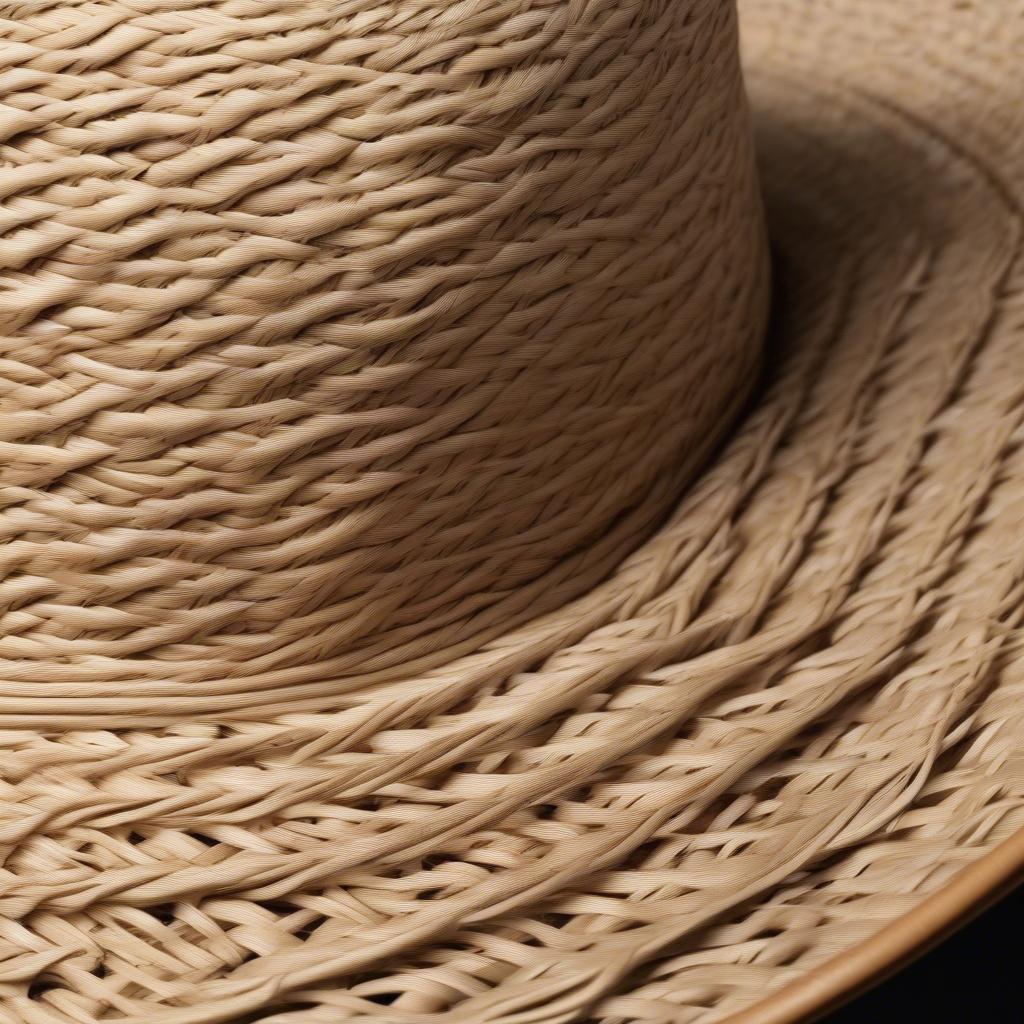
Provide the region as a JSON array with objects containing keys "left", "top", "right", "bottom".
[
  {"left": 2, "top": 1, "right": 1024, "bottom": 1023},
  {"left": 0, "top": 0, "right": 765, "bottom": 689}
]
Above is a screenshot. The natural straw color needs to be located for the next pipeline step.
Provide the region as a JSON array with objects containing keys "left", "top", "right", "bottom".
[
  {"left": 0, "top": 1, "right": 1023, "bottom": 1023},
  {"left": 0, "top": 0, "right": 767, "bottom": 701}
]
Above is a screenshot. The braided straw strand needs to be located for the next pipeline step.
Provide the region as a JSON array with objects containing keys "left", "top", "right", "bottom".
[
  {"left": 2, "top": 1, "right": 1024, "bottom": 1023},
  {"left": 0, "top": 0, "right": 766, "bottom": 711}
]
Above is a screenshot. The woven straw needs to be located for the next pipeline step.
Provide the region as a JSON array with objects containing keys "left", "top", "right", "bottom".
[{"left": 1, "top": 0, "right": 1023, "bottom": 1022}]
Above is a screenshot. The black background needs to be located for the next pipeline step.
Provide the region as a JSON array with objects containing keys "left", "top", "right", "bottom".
[{"left": 821, "top": 882, "right": 1022, "bottom": 1021}]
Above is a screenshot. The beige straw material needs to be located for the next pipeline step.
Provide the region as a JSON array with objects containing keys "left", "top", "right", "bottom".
[
  {"left": 0, "top": 0, "right": 767, "bottom": 705},
  {"left": 0, "top": 0, "right": 1022, "bottom": 1022}
]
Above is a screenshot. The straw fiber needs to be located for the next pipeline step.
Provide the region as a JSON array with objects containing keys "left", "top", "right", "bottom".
[
  {"left": 0, "top": 0, "right": 767, "bottom": 695},
  {"left": 0, "top": 0, "right": 1023, "bottom": 1022}
]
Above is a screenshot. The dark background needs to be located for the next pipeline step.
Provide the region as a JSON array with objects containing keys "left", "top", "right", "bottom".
[{"left": 821, "top": 882, "right": 1022, "bottom": 1021}]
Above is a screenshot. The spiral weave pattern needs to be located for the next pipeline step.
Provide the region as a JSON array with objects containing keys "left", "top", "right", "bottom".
[
  {"left": 0, "top": 0, "right": 765, "bottom": 695},
  {"left": 3, "top": 1, "right": 1024, "bottom": 1023}
]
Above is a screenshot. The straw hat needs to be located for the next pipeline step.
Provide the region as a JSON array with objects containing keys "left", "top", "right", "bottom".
[{"left": 1, "top": 0, "right": 1022, "bottom": 1020}]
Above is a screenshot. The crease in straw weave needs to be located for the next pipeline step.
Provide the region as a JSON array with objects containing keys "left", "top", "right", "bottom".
[{"left": 0, "top": 0, "right": 1023, "bottom": 1022}]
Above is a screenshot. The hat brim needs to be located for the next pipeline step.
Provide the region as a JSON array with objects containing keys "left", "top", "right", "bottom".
[
  {"left": 704, "top": 3, "right": 1024, "bottom": 1018},
  {"left": 6, "top": 1, "right": 1024, "bottom": 1022},
  {"left": 720, "top": 826, "right": 1024, "bottom": 1024}
]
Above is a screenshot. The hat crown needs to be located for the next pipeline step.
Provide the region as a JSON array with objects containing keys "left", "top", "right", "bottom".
[{"left": 2, "top": 0, "right": 767, "bottom": 682}]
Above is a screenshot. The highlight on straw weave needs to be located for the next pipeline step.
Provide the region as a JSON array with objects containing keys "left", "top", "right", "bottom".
[
  {"left": 0, "top": 0, "right": 766, "bottom": 695},
  {"left": 3, "top": 0, "right": 1024, "bottom": 1021}
]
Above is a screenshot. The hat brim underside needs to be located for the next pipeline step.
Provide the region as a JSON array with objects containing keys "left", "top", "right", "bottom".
[{"left": 7, "top": 1, "right": 1024, "bottom": 1022}]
